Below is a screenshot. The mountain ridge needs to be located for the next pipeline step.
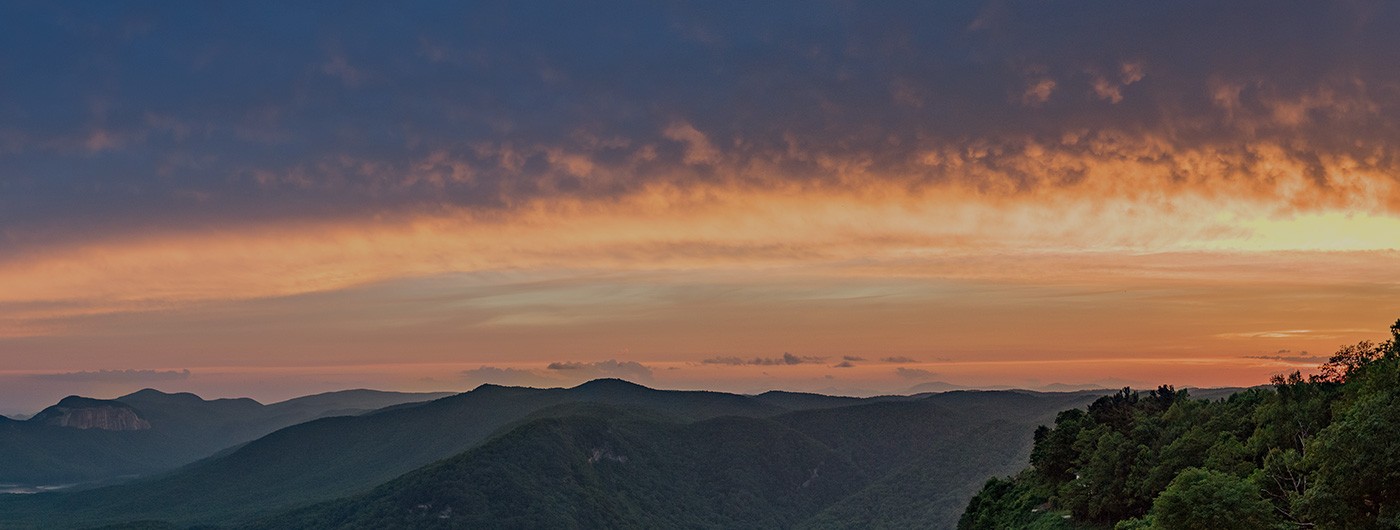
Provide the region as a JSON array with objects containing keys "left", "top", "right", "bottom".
[
  {"left": 0, "top": 388, "right": 453, "bottom": 486},
  {"left": 0, "top": 379, "right": 1117, "bottom": 529}
]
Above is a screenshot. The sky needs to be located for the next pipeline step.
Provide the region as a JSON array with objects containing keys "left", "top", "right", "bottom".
[{"left": 2, "top": 1, "right": 1399, "bottom": 414}]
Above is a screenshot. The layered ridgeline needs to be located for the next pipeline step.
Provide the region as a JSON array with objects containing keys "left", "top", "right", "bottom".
[
  {"left": 0, "top": 388, "right": 452, "bottom": 487},
  {"left": 960, "top": 320, "right": 1400, "bottom": 530},
  {"left": 0, "top": 380, "right": 1123, "bottom": 529}
]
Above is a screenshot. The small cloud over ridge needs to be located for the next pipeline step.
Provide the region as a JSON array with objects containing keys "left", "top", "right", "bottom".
[
  {"left": 546, "top": 360, "right": 653, "bottom": 382},
  {"left": 31, "top": 369, "right": 191, "bottom": 383},
  {"left": 1245, "top": 350, "right": 1328, "bottom": 364},
  {"left": 463, "top": 359, "right": 654, "bottom": 388},
  {"left": 881, "top": 356, "right": 919, "bottom": 363},
  {"left": 895, "top": 367, "right": 939, "bottom": 380},
  {"left": 460, "top": 366, "right": 558, "bottom": 388},
  {"left": 701, "top": 353, "right": 825, "bottom": 366}
]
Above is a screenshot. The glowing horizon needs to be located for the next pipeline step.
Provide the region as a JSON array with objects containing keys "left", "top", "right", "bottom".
[{"left": 3, "top": 1, "right": 1399, "bottom": 414}]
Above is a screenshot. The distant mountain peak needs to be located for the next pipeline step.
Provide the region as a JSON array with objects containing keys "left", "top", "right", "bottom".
[
  {"left": 120, "top": 388, "right": 203, "bottom": 402},
  {"left": 904, "top": 381, "right": 969, "bottom": 394},
  {"left": 30, "top": 397, "right": 151, "bottom": 431},
  {"left": 55, "top": 395, "right": 124, "bottom": 408},
  {"left": 573, "top": 378, "right": 651, "bottom": 392}
]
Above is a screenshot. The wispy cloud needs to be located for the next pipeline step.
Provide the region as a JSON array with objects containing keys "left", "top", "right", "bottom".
[
  {"left": 701, "top": 353, "right": 825, "bottom": 366},
  {"left": 31, "top": 369, "right": 191, "bottom": 383},
  {"left": 461, "top": 359, "right": 655, "bottom": 388},
  {"left": 1244, "top": 350, "right": 1329, "bottom": 364},
  {"left": 459, "top": 367, "right": 559, "bottom": 388},
  {"left": 895, "top": 368, "right": 939, "bottom": 380},
  {"left": 545, "top": 360, "right": 653, "bottom": 382}
]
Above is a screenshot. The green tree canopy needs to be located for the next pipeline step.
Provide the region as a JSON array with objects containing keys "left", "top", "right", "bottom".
[{"left": 1151, "top": 468, "right": 1278, "bottom": 530}]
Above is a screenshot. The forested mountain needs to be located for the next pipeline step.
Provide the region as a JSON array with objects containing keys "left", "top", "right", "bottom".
[
  {"left": 0, "top": 380, "right": 827, "bottom": 527},
  {"left": 0, "top": 371, "right": 1301, "bottom": 530},
  {"left": 960, "top": 320, "right": 1400, "bottom": 530},
  {"left": 245, "top": 390, "right": 1106, "bottom": 530},
  {"left": 0, "top": 381, "right": 1105, "bottom": 529},
  {"left": 249, "top": 409, "right": 868, "bottom": 529},
  {"left": 0, "top": 388, "right": 451, "bottom": 486}
]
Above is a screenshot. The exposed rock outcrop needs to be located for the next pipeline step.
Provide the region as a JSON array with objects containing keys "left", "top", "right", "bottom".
[{"left": 29, "top": 396, "right": 151, "bottom": 430}]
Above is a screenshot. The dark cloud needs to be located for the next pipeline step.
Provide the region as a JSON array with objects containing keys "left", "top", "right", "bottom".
[
  {"left": 545, "top": 360, "right": 654, "bottom": 382},
  {"left": 1245, "top": 351, "right": 1327, "bottom": 364},
  {"left": 896, "top": 367, "right": 939, "bottom": 380},
  {"left": 462, "top": 360, "right": 653, "bottom": 387},
  {"left": 702, "top": 353, "right": 825, "bottom": 366},
  {"left": 4, "top": 1, "right": 1400, "bottom": 249},
  {"left": 880, "top": 356, "right": 919, "bottom": 364},
  {"left": 833, "top": 361, "right": 856, "bottom": 368},
  {"left": 31, "top": 369, "right": 191, "bottom": 382},
  {"left": 842, "top": 355, "right": 865, "bottom": 362},
  {"left": 459, "top": 366, "right": 558, "bottom": 388}
]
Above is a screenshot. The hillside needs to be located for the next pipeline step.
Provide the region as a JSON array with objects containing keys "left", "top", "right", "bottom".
[
  {"left": 0, "top": 380, "right": 799, "bottom": 527},
  {"left": 0, "top": 381, "right": 1105, "bottom": 529},
  {"left": 246, "top": 391, "right": 1108, "bottom": 530},
  {"left": 960, "top": 320, "right": 1400, "bottom": 530},
  {"left": 242, "top": 389, "right": 1104, "bottom": 530},
  {"left": 249, "top": 409, "right": 868, "bottom": 529},
  {"left": 0, "top": 388, "right": 450, "bottom": 486},
  {"left": 789, "top": 391, "right": 1106, "bottom": 528}
]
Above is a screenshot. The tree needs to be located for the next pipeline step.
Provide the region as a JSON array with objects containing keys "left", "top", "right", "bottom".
[
  {"left": 1151, "top": 468, "right": 1279, "bottom": 530},
  {"left": 1031, "top": 409, "right": 1088, "bottom": 484},
  {"left": 1303, "top": 323, "right": 1400, "bottom": 528}
]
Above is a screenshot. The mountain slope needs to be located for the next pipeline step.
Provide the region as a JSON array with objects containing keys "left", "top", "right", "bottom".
[
  {"left": 784, "top": 392, "right": 1103, "bottom": 529},
  {"left": 0, "top": 380, "right": 795, "bottom": 527},
  {"left": 28, "top": 397, "right": 151, "bottom": 430},
  {"left": 249, "top": 410, "right": 867, "bottom": 529},
  {"left": 0, "top": 382, "right": 1120, "bottom": 529},
  {"left": 751, "top": 390, "right": 871, "bottom": 411},
  {"left": 244, "top": 388, "right": 1104, "bottom": 530},
  {"left": 0, "top": 388, "right": 450, "bottom": 486}
]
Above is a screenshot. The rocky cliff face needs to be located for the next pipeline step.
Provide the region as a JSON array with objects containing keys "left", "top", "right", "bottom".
[{"left": 30, "top": 397, "right": 152, "bottom": 430}]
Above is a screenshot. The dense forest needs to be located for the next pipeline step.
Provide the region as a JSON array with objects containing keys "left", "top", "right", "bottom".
[{"left": 960, "top": 320, "right": 1400, "bottom": 530}]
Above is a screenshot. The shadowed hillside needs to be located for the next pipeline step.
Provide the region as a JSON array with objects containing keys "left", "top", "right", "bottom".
[
  {"left": 0, "top": 381, "right": 1108, "bottom": 529},
  {"left": 0, "top": 389, "right": 450, "bottom": 486},
  {"left": 248, "top": 409, "right": 867, "bottom": 529}
]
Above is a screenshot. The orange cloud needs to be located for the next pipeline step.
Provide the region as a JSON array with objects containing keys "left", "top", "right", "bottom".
[{"left": 1, "top": 171, "right": 1396, "bottom": 339}]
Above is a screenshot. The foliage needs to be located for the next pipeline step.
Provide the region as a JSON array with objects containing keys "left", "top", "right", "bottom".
[
  {"left": 961, "top": 318, "right": 1400, "bottom": 530},
  {"left": 1151, "top": 468, "right": 1278, "bottom": 530}
]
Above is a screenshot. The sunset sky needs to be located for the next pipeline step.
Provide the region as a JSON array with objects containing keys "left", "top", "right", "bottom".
[{"left": 3, "top": 1, "right": 1399, "bottom": 414}]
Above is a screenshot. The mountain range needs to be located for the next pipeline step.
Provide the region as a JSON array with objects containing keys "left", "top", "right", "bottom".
[
  {"left": 0, "top": 388, "right": 453, "bottom": 487},
  {"left": 0, "top": 380, "right": 1239, "bottom": 529}
]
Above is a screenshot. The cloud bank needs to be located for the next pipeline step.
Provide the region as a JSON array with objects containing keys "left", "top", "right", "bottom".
[
  {"left": 1, "top": 2, "right": 1397, "bottom": 391},
  {"left": 3, "top": 1, "right": 1400, "bottom": 247}
]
